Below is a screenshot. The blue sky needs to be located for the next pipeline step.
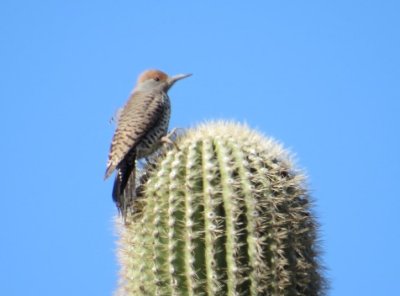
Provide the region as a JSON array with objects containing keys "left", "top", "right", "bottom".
[{"left": 1, "top": 1, "right": 399, "bottom": 295}]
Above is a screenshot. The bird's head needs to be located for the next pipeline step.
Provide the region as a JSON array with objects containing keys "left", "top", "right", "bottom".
[{"left": 135, "top": 69, "right": 192, "bottom": 92}]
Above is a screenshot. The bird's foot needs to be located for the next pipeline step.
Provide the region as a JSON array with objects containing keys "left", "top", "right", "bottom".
[{"left": 161, "top": 128, "right": 182, "bottom": 151}]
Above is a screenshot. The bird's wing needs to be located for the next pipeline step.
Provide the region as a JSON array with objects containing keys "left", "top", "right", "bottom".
[{"left": 104, "top": 91, "right": 166, "bottom": 179}]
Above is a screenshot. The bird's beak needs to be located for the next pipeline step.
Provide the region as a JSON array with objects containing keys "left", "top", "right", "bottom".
[{"left": 168, "top": 73, "right": 192, "bottom": 86}]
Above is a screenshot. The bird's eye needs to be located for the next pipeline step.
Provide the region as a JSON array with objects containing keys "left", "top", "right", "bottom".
[{"left": 154, "top": 77, "right": 160, "bottom": 81}]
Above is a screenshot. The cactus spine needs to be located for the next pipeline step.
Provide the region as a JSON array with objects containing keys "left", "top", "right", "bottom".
[{"left": 116, "top": 121, "right": 326, "bottom": 296}]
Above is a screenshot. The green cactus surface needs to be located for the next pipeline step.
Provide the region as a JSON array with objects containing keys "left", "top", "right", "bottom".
[{"left": 115, "top": 121, "right": 326, "bottom": 296}]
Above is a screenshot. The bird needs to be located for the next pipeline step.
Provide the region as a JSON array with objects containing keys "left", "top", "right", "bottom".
[{"left": 104, "top": 69, "right": 192, "bottom": 217}]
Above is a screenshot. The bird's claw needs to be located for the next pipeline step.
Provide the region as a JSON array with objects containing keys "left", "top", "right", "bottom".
[{"left": 161, "top": 128, "right": 182, "bottom": 151}]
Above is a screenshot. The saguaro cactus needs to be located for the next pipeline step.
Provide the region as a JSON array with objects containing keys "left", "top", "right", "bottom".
[{"left": 116, "top": 121, "right": 326, "bottom": 296}]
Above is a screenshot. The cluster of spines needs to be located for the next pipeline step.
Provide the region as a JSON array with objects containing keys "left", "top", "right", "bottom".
[{"left": 116, "top": 121, "right": 325, "bottom": 296}]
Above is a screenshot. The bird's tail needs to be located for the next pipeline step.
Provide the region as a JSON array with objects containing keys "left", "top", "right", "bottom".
[{"left": 112, "top": 152, "right": 136, "bottom": 218}]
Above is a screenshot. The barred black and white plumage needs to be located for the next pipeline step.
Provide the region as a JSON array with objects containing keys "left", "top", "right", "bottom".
[{"left": 104, "top": 69, "right": 191, "bottom": 217}]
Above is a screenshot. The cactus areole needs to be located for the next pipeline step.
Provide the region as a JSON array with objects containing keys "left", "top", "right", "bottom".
[{"left": 115, "top": 121, "right": 326, "bottom": 296}]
